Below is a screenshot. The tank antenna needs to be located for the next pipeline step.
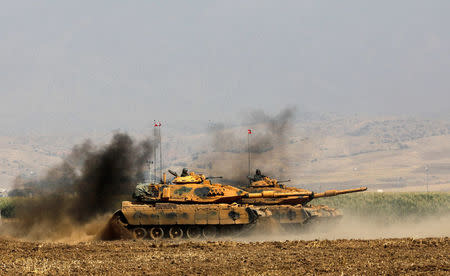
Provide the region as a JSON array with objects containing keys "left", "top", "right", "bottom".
[
  {"left": 158, "top": 121, "right": 162, "bottom": 182},
  {"left": 153, "top": 121, "right": 158, "bottom": 183},
  {"left": 248, "top": 129, "right": 252, "bottom": 180},
  {"left": 152, "top": 121, "right": 163, "bottom": 183},
  {"left": 146, "top": 160, "right": 153, "bottom": 182}
]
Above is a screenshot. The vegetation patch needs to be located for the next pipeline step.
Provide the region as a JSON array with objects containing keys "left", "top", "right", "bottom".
[
  {"left": 314, "top": 192, "right": 450, "bottom": 223},
  {"left": 0, "top": 197, "right": 15, "bottom": 218}
]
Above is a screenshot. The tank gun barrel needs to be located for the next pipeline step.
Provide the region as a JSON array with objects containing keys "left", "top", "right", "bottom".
[
  {"left": 245, "top": 190, "right": 313, "bottom": 199},
  {"left": 277, "top": 180, "right": 291, "bottom": 183},
  {"left": 206, "top": 176, "right": 223, "bottom": 180},
  {"left": 168, "top": 169, "right": 178, "bottom": 177},
  {"left": 313, "top": 187, "right": 367, "bottom": 198}
]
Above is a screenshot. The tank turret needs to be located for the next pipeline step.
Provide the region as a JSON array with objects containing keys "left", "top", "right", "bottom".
[
  {"left": 133, "top": 181, "right": 313, "bottom": 204},
  {"left": 249, "top": 176, "right": 290, "bottom": 188},
  {"left": 172, "top": 172, "right": 206, "bottom": 184}
]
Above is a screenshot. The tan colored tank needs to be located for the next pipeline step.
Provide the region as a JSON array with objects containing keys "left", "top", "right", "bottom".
[
  {"left": 110, "top": 170, "right": 313, "bottom": 240},
  {"left": 244, "top": 176, "right": 367, "bottom": 205},
  {"left": 243, "top": 174, "right": 367, "bottom": 229}
]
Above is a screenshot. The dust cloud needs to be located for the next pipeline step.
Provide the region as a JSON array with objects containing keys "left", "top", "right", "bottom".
[
  {"left": 0, "top": 133, "right": 153, "bottom": 241},
  {"left": 237, "top": 214, "right": 450, "bottom": 242}
]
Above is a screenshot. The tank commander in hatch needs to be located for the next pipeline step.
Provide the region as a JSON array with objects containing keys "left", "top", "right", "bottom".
[
  {"left": 180, "top": 168, "right": 189, "bottom": 177},
  {"left": 249, "top": 169, "right": 266, "bottom": 182}
]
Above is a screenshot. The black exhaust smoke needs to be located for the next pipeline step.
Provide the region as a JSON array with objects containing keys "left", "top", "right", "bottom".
[{"left": 8, "top": 133, "right": 154, "bottom": 239}]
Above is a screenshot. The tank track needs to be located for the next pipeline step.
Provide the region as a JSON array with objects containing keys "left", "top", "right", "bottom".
[{"left": 107, "top": 211, "right": 255, "bottom": 240}]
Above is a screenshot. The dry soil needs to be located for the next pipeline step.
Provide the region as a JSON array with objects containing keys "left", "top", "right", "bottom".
[{"left": 0, "top": 237, "right": 448, "bottom": 275}]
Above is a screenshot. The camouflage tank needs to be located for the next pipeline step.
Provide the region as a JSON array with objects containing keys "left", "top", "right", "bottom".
[
  {"left": 110, "top": 170, "right": 313, "bottom": 240},
  {"left": 243, "top": 170, "right": 367, "bottom": 230}
]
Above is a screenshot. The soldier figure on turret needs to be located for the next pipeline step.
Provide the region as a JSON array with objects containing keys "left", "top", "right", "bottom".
[
  {"left": 180, "top": 168, "right": 189, "bottom": 177},
  {"left": 249, "top": 169, "right": 266, "bottom": 182}
]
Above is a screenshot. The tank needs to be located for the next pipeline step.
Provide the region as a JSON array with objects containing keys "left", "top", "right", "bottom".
[
  {"left": 244, "top": 176, "right": 367, "bottom": 205},
  {"left": 109, "top": 170, "right": 313, "bottom": 240},
  {"left": 242, "top": 173, "right": 367, "bottom": 230}
]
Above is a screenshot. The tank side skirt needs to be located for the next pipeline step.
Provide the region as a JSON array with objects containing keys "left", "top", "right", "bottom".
[{"left": 122, "top": 203, "right": 254, "bottom": 227}]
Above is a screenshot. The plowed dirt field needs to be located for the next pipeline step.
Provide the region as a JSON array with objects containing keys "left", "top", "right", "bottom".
[{"left": 0, "top": 237, "right": 448, "bottom": 275}]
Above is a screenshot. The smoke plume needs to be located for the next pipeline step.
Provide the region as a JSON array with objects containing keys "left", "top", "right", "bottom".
[
  {"left": 4, "top": 133, "right": 153, "bottom": 240},
  {"left": 246, "top": 107, "right": 295, "bottom": 154},
  {"left": 206, "top": 107, "right": 296, "bottom": 184},
  {"left": 209, "top": 108, "right": 295, "bottom": 154}
]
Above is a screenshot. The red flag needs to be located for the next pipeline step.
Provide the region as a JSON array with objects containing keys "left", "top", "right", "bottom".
[{"left": 248, "top": 129, "right": 252, "bottom": 134}]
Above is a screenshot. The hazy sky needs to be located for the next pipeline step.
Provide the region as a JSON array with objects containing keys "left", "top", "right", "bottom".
[{"left": 1, "top": 1, "right": 449, "bottom": 133}]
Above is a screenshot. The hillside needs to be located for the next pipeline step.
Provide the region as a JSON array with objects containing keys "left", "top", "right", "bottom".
[
  {"left": 169, "top": 115, "right": 450, "bottom": 192},
  {"left": 0, "top": 115, "right": 449, "bottom": 192}
]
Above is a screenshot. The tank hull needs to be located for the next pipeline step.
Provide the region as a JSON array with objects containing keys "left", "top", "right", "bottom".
[
  {"left": 111, "top": 201, "right": 266, "bottom": 240},
  {"left": 263, "top": 204, "right": 342, "bottom": 228},
  {"left": 121, "top": 201, "right": 259, "bottom": 226}
]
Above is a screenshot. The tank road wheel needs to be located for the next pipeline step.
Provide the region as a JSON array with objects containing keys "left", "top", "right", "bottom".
[
  {"left": 186, "top": 226, "right": 201, "bottom": 239},
  {"left": 169, "top": 226, "right": 184, "bottom": 240},
  {"left": 149, "top": 227, "right": 164, "bottom": 240},
  {"left": 202, "top": 225, "right": 217, "bottom": 239},
  {"left": 132, "top": 227, "right": 148, "bottom": 240}
]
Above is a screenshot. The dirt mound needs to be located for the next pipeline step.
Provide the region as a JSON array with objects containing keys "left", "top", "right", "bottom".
[
  {"left": 98, "top": 212, "right": 132, "bottom": 240},
  {"left": 0, "top": 237, "right": 448, "bottom": 275}
]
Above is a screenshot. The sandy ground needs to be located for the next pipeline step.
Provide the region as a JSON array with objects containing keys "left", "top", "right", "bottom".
[{"left": 0, "top": 237, "right": 448, "bottom": 275}]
